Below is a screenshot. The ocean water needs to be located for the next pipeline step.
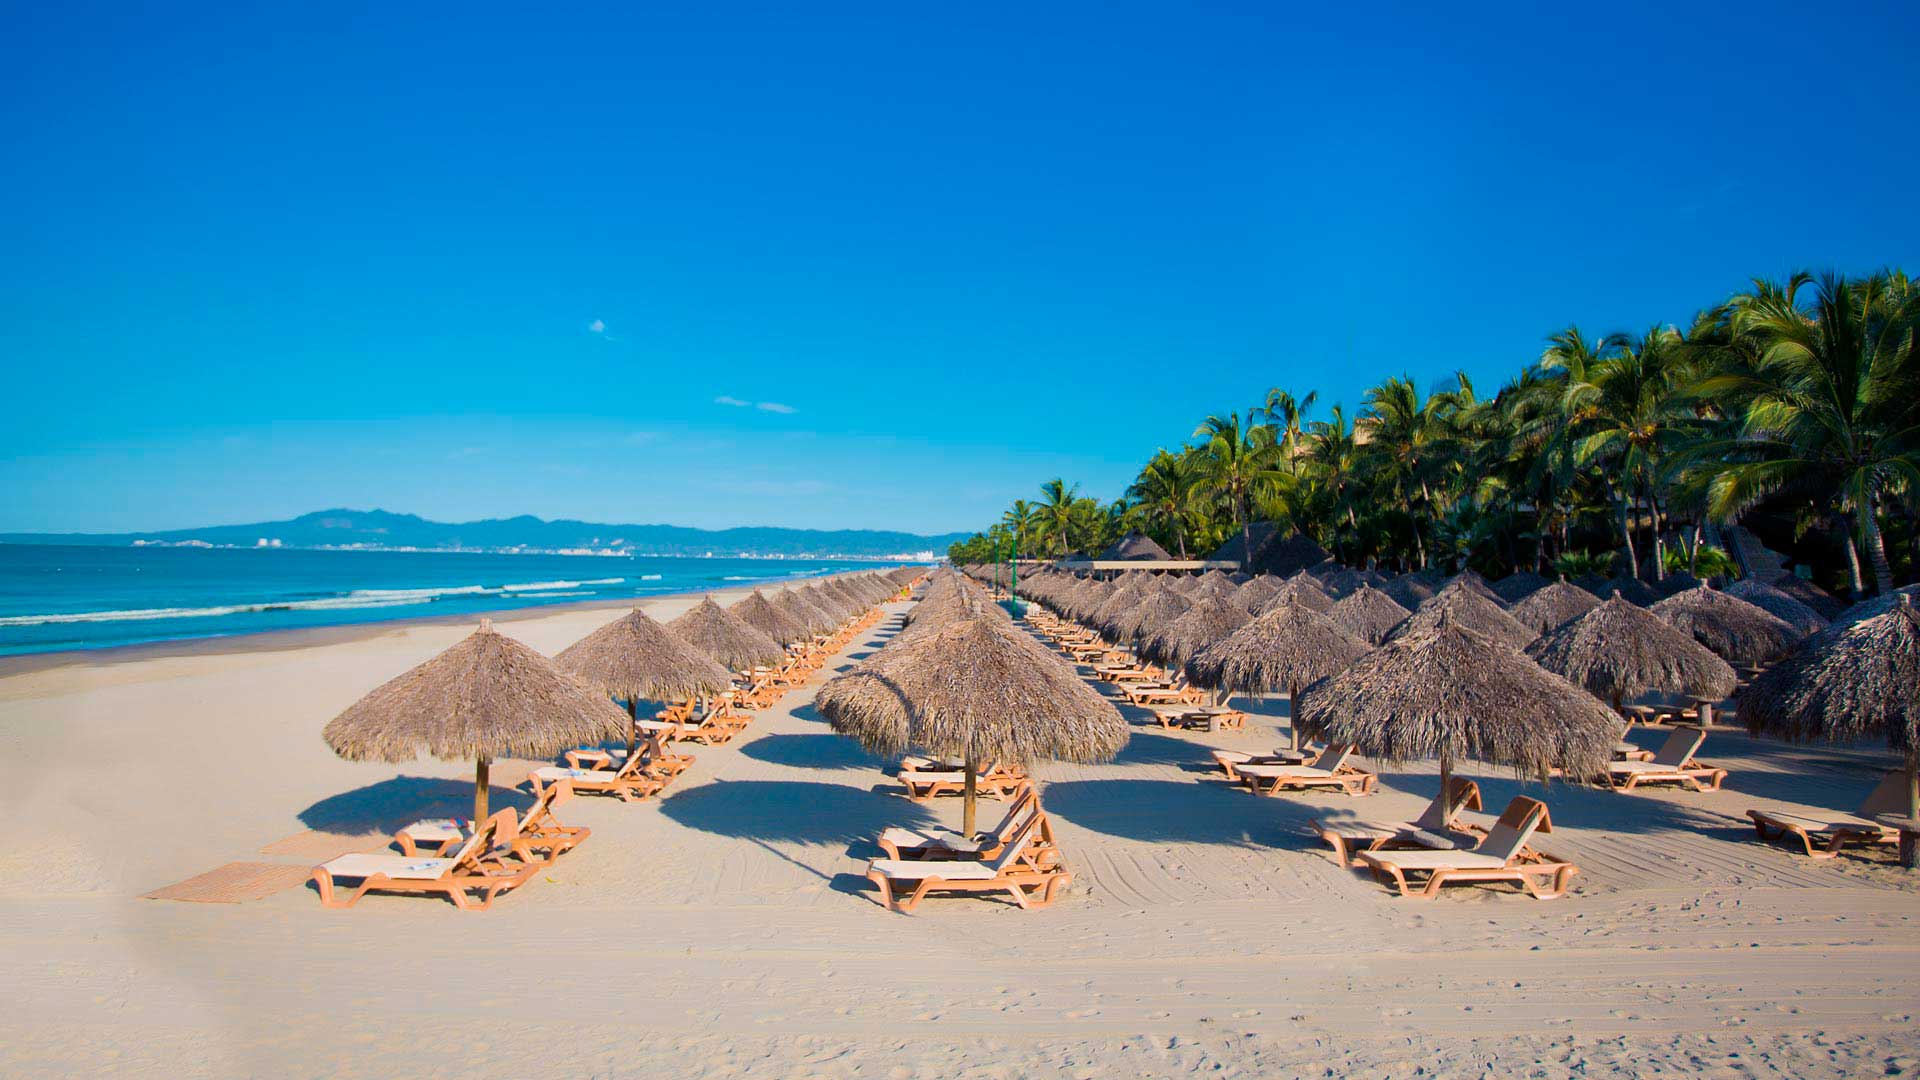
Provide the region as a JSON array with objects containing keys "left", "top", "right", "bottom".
[{"left": 0, "top": 544, "right": 899, "bottom": 657}]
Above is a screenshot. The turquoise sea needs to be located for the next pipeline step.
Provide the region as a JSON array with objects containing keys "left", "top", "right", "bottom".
[{"left": 0, "top": 544, "right": 898, "bottom": 657}]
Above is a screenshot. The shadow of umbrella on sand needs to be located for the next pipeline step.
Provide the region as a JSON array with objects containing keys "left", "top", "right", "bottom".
[{"left": 323, "top": 619, "right": 628, "bottom": 824}]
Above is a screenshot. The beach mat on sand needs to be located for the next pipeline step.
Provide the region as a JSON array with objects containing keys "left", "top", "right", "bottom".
[{"left": 144, "top": 862, "right": 314, "bottom": 904}]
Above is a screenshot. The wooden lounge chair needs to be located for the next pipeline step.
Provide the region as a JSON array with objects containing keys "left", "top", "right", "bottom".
[
  {"left": 896, "top": 760, "right": 1030, "bottom": 801},
  {"left": 1237, "top": 743, "right": 1376, "bottom": 796},
  {"left": 1210, "top": 746, "right": 1312, "bottom": 780},
  {"left": 1121, "top": 676, "right": 1206, "bottom": 707},
  {"left": 313, "top": 810, "right": 539, "bottom": 910},
  {"left": 1748, "top": 771, "right": 1910, "bottom": 858},
  {"left": 1156, "top": 704, "right": 1247, "bottom": 732},
  {"left": 529, "top": 737, "right": 673, "bottom": 802},
  {"left": 672, "top": 704, "right": 740, "bottom": 746},
  {"left": 865, "top": 818, "right": 1071, "bottom": 913},
  {"left": 564, "top": 730, "right": 695, "bottom": 780},
  {"left": 396, "top": 779, "right": 591, "bottom": 863},
  {"left": 877, "top": 787, "right": 1052, "bottom": 861},
  {"left": 1311, "top": 777, "right": 1487, "bottom": 865},
  {"left": 1358, "top": 796, "right": 1579, "bottom": 900},
  {"left": 1600, "top": 726, "right": 1726, "bottom": 792}
]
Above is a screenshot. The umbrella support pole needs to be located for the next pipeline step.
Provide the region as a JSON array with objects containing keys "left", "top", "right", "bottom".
[
  {"left": 1437, "top": 753, "right": 1452, "bottom": 806},
  {"left": 1906, "top": 753, "right": 1919, "bottom": 869},
  {"left": 1288, "top": 681, "right": 1302, "bottom": 752},
  {"left": 626, "top": 698, "right": 640, "bottom": 755},
  {"left": 963, "top": 763, "right": 978, "bottom": 840},
  {"left": 474, "top": 757, "right": 491, "bottom": 825}
]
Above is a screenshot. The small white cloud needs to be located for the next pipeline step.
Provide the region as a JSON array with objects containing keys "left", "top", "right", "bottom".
[
  {"left": 755, "top": 401, "right": 797, "bottom": 414},
  {"left": 588, "top": 319, "right": 606, "bottom": 334},
  {"left": 714, "top": 395, "right": 751, "bottom": 408}
]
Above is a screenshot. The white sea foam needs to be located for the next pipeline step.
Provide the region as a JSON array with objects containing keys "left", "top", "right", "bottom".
[
  {"left": 0, "top": 595, "right": 431, "bottom": 626},
  {"left": 501, "top": 577, "right": 625, "bottom": 592},
  {"left": 510, "top": 590, "right": 591, "bottom": 598}
]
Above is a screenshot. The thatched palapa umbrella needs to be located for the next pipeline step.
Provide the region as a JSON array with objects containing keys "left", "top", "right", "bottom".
[
  {"left": 1258, "top": 573, "right": 1334, "bottom": 615},
  {"left": 1186, "top": 603, "right": 1370, "bottom": 749},
  {"left": 557, "top": 608, "right": 733, "bottom": 753},
  {"left": 1140, "top": 596, "right": 1251, "bottom": 671},
  {"left": 1232, "top": 574, "right": 1282, "bottom": 614},
  {"left": 732, "top": 589, "right": 809, "bottom": 646},
  {"left": 325, "top": 619, "right": 628, "bottom": 823},
  {"left": 1509, "top": 579, "right": 1602, "bottom": 637},
  {"left": 1106, "top": 589, "right": 1191, "bottom": 645},
  {"left": 1328, "top": 583, "right": 1411, "bottom": 646},
  {"left": 1723, "top": 579, "right": 1829, "bottom": 638},
  {"left": 1651, "top": 586, "right": 1801, "bottom": 667},
  {"left": 1737, "top": 595, "right": 1920, "bottom": 862},
  {"left": 818, "top": 617, "right": 1127, "bottom": 835},
  {"left": 670, "top": 596, "right": 787, "bottom": 670},
  {"left": 1492, "top": 570, "right": 1551, "bottom": 604},
  {"left": 775, "top": 588, "right": 835, "bottom": 637},
  {"left": 1392, "top": 585, "right": 1536, "bottom": 650},
  {"left": 1525, "top": 593, "right": 1736, "bottom": 714},
  {"left": 1299, "top": 614, "right": 1620, "bottom": 799}
]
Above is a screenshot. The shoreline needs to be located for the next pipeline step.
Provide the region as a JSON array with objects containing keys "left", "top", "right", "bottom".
[{"left": 0, "top": 574, "right": 880, "bottom": 678}]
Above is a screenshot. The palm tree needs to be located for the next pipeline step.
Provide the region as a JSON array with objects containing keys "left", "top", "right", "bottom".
[
  {"left": 1539, "top": 326, "right": 1640, "bottom": 575},
  {"left": 1302, "top": 405, "right": 1363, "bottom": 563},
  {"left": 1696, "top": 272, "right": 1920, "bottom": 597},
  {"left": 1565, "top": 325, "right": 1694, "bottom": 580},
  {"left": 1125, "top": 450, "right": 1200, "bottom": 558},
  {"left": 1191, "top": 412, "right": 1285, "bottom": 571},
  {"left": 1357, "top": 376, "right": 1455, "bottom": 569},
  {"left": 1000, "top": 500, "right": 1042, "bottom": 561},
  {"left": 1036, "top": 479, "right": 1080, "bottom": 558},
  {"left": 1257, "top": 388, "right": 1319, "bottom": 475}
]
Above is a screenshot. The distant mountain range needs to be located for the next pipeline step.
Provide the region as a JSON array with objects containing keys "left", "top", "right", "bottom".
[{"left": 1, "top": 509, "right": 966, "bottom": 559}]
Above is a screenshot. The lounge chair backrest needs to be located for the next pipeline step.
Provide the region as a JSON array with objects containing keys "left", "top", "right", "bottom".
[
  {"left": 1310, "top": 743, "right": 1354, "bottom": 772},
  {"left": 986, "top": 787, "right": 1039, "bottom": 839},
  {"left": 1476, "top": 797, "right": 1549, "bottom": 863},
  {"left": 989, "top": 818, "right": 1041, "bottom": 872},
  {"left": 1414, "top": 777, "right": 1483, "bottom": 830},
  {"left": 1859, "top": 770, "right": 1912, "bottom": 816},
  {"left": 449, "top": 808, "right": 518, "bottom": 868},
  {"left": 1653, "top": 727, "right": 1707, "bottom": 767}
]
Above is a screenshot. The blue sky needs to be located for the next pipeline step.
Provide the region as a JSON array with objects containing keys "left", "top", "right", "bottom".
[{"left": 4, "top": 3, "right": 1916, "bottom": 536}]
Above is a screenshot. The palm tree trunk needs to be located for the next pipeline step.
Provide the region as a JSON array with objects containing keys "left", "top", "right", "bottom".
[
  {"left": 1688, "top": 522, "right": 1704, "bottom": 577},
  {"left": 1612, "top": 479, "right": 1639, "bottom": 580},
  {"left": 1647, "top": 483, "right": 1667, "bottom": 581},
  {"left": 1863, "top": 500, "right": 1895, "bottom": 595},
  {"left": 1838, "top": 512, "right": 1866, "bottom": 599},
  {"left": 1237, "top": 495, "right": 1253, "bottom": 573}
]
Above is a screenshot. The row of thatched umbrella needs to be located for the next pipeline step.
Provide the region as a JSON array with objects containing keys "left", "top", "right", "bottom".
[{"left": 322, "top": 570, "right": 917, "bottom": 824}]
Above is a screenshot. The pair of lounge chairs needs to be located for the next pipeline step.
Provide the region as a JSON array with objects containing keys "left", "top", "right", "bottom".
[
  {"left": 531, "top": 732, "right": 692, "bottom": 802},
  {"left": 1749, "top": 771, "right": 1912, "bottom": 859},
  {"left": 1150, "top": 704, "right": 1247, "bottom": 731},
  {"left": 1311, "top": 777, "right": 1491, "bottom": 865},
  {"left": 896, "top": 757, "right": 1030, "bottom": 801},
  {"left": 866, "top": 788, "right": 1071, "bottom": 912},
  {"left": 1599, "top": 727, "right": 1726, "bottom": 792},
  {"left": 314, "top": 783, "right": 588, "bottom": 910},
  {"left": 1225, "top": 743, "right": 1377, "bottom": 797},
  {"left": 1354, "top": 795, "right": 1579, "bottom": 900},
  {"left": 1120, "top": 676, "right": 1206, "bottom": 707}
]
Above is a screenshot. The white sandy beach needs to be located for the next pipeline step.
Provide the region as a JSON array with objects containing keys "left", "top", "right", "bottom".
[{"left": 0, "top": 591, "right": 1916, "bottom": 1078}]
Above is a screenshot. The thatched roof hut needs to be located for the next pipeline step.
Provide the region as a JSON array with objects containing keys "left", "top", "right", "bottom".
[
  {"left": 1508, "top": 580, "right": 1602, "bottom": 637},
  {"left": 1328, "top": 583, "right": 1411, "bottom": 646},
  {"left": 669, "top": 597, "right": 787, "bottom": 670},
  {"left": 1724, "top": 578, "right": 1830, "bottom": 637},
  {"left": 1737, "top": 595, "right": 1920, "bottom": 839},
  {"left": 818, "top": 616, "right": 1127, "bottom": 833},
  {"left": 1525, "top": 593, "right": 1736, "bottom": 706},
  {"left": 1258, "top": 573, "right": 1335, "bottom": 615},
  {"left": 1299, "top": 615, "right": 1620, "bottom": 795},
  {"left": 556, "top": 609, "right": 733, "bottom": 704},
  {"left": 1186, "top": 603, "right": 1370, "bottom": 701},
  {"left": 1492, "top": 570, "right": 1551, "bottom": 603},
  {"left": 1140, "top": 596, "right": 1251, "bottom": 670},
  {"left": 1651, "top": 586, "right": 1801, "bottom": 666},
  {"left": 1391, "top": 586, "right": 1536, "bottom": 650},
  {"left": 1100, "top": 531, "right": 1173, "bottom": 561},
  {"left": 325, "top": 619, "right": 629, "bottom": 822}
]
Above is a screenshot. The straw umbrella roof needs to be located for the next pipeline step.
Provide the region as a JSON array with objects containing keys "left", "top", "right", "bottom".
[
  {"left": 1186, "top": 602, "right": 1370, "bottom": 695},
  {"left": 818, "top": 617, "right": 1128, "bottom": 767},
  {"left": 1769, "top": 574, "right": 1848, "bottom": 619},
  {"left": 1297, "top": 615, "right": 1620, "bottom": 782},
  {"left": 1593, "top": 575, "right": 1662, "bottom": 606},
  {"left": 1836, "top": 583, "right": 1920, "bottom": 628},
  {"left": 801, "top": 583, "right": 855, "bottom": 622},
  {"left": 1492, "top": 570, "right": 1551, "bottom": 603},
  {"left": 1525, "top": 593, "right": 1736, "bottom": 703},
  {"left": 325, "top": 619, "right": 628, "bottom": 764},
  {"left": 1441, "top": 570, "right": 1508, "bottom": 608},
  {"left": 1653, "top": 571, "right": 1703, "bottom": 597},
  {"left": 555, "top": 608, "right": 733, "bottom": 702},
  {"left": 774, "top": 588, "right": 835, "bottom": 635},
  {"left": 1105, "top": 589, "right": 1191, "bottom": 643},
  {"left": 1190, "top": 571, "right": 1240, "bottom": 602},
  {"left": 1311, "top": 565, "right": 1379, "bottom": 600},
  {"left": 1651, "top": 585, "right": 1802, "bottom": 666},
  {"left": 1392, "top": 586, "right": 1536, "bottom": 650},
  {"left": 732, "top": 589, "right": 810, "bottom": 646},
  {"left": 1328, "top": 583, "right": 1411, "bottom": 646},
  {"left": 1509, "top": 580, "right": 1603, "bottom": 637},
  {"left": 1724, "top": 578, "right": 1830, "bottom": 638},
  {"left": 1231, "top": 574, "right": 1282, "bottom": 614},
  {"left": 1140, "top": 596, "right": 1252, "bottom": 669},
  {"left": 1258, "top": 573, "right": 1335, "bottom": 615},
  {"left": 669, "top": 596, "right": 788, "bottom": 670},
  {"left": 1737, "top": 595, "right": 1920, "bottom": 756},
  {"left": 1086, "top": 580, "right": 1144, "bottom": 627},
  {"left": 1380, "top": 573, "right": 1439, "bottom": 611}
]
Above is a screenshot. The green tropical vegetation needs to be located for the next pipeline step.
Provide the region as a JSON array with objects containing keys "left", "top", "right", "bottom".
[{"left": 948, "top": 270, "right": 1920, "bottom": 601}]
